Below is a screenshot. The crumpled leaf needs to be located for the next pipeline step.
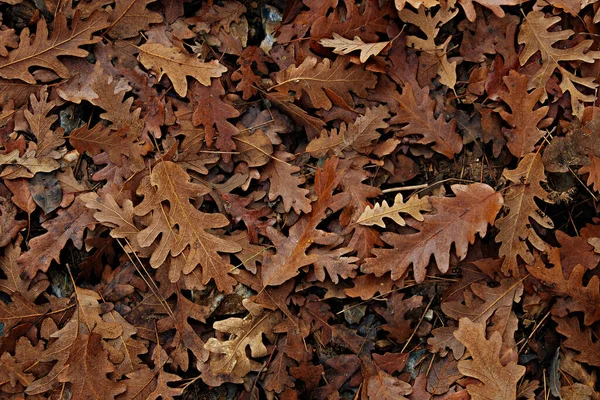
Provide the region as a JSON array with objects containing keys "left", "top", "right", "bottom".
[
  {"left": 357, "top": 193, "right": 432, "bottom": 228},
  {"left": 454, "top": 318, "right": 526, "bottom": 400},
  {"left": 138, "top": 43, "right": 228, "bottom": 97}
]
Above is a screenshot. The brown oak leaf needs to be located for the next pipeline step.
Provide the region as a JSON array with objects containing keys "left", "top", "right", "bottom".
[
  {"left": 555, "top": 316, "right": 600, "bottom": 367},
  {"left": 271, "top": 56, "right": 377, "bottom": 110},
  {"left": 363, "top": 184, "right": 503, "bottom": 282},
  {"left": 527, "top": 257, "right": 600, "bottom": 326},
  {"left": 495, "top": 153, "right": 554, "bottom": 275},
  {"left": 261, "top": 157, "right": 350, "bottom": 286},
  {"left": 190, "top": 79, "right": 240, "bottom": 152},
  {"left": 306, "top": 105, "right": 390, "bottom": 157},
  {"left": 371, "top": 77, "right": 463, "bottom": 158},
  {"left": 366, "top": 370, "right": 412, "bottom": 399},
  {"left": 18, "top": 195, "right": 96, "bottom": 278},
  {"left": 0, "top": 12, "right": 108, "bottom": 83},
  {"left": 105, "top": 0, "right": 163, "bottom": 39},
  {"left": 133, "top": 161, "right": 242, "bottom": 291},
  {"left": 519, "top": 11, "right": 600, "bottom": 118},
  {"left": 454, "top": 318, "right": 526, "bottom": 400},
  {"left": 138, "top": 43, "right": 227, "bottom": 97},
  {"left": 262, "top": 152, "right": 311, "bottom": 215},
  {"left": 498, "top": 71, "right": 549, "bottom": 158}
]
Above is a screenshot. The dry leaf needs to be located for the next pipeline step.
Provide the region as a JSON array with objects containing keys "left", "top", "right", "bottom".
[
  {"left": 454, "top": 318, "right": 526, "bottom": 400},
  {"left": 138, "top": 43, "right": 228, "bottom": 97},
  {"left": 0, "top": 12, "right": 108, "bottom": 84},
  {"left": 495, "top": 153, "right": 554, "bottom": 275},
  {"left": 319, "top": 33, "right": 389, "bottom": 63},
  {"left": 363, "top": 184, "right": 503, "bottom": 282},
  {"left": 271, "top": 56, "right": 377, "bottom": 110},
  {"left": 357, "top": 193, "right": 432, "bottom": 227},
  {"left": 519, "top": 11, "right": 600, "bottom": 118}
]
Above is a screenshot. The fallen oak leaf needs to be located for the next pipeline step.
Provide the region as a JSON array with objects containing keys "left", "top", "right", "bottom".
[
  {"left": 357, "top": 193, "right": 432, "bottom": 228},
  {"left": 204, "top": 299, "right": 281, "bottom": 381},
  {"left": 518, "top": 11, "right": 600, "bottom": 118},
  {"left": 319, "top": 33, "right": 390, "bottom": 63},
  {"left": 0, "top": 150, "right": 59, "bottom": 179},
  {"left": 495, "top": 153, "right": 554, "bottom": 275},
  {"left": 498, "top": 71, "right": 549, "bottom": 158},
  {"left": 261, "top": 157, "right": 351, "bottom": 286},
  {"left": 271, "top": 56, "right": 377, "bottom": 110},
  {"left": 133, "top": 160, "right": 242, "bottom": 291},
  {"left": 105, "top": 0, "right": 163, "bottom": 39},
  {"left": 306, "top": 105, "right": 391, "bottom": 157},
  {"left": 0, "top": 11, "right": 109, "bottom": 84},
  {"left": 137, "top": 43, "right": 228, "bottom": 97},
  {"left": 527, "top": 258, "right": 600, "bottom": 326},
  {"left": 454, "top": 318, "right": 525, "bottom": 400},
  {"left": 555, "top": 316, "right": 600, "bottom": 367},
  {"left": 366, "top": 370, "right": 412, "bottom": 399},
  {"left": 363, "top": 183, "right": 503, "bottom": 282},
  {"left": 17, "top": 195, "right": 96, "bottom": 278}
]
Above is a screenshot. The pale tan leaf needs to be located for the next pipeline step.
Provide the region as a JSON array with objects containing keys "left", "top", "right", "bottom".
[
  {"left": 357, "top": 193, "right": 432, "bottom": 227},
  {"left": 319, "top": 33, "right": 389, "bottom": 63},
  {"left": 0, "top": 150, "right": 59, "bottom": 179}
]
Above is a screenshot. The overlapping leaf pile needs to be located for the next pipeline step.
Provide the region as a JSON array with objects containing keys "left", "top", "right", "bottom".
[{"left": 1, "top": 0, "right": 600, "bottom": 398}]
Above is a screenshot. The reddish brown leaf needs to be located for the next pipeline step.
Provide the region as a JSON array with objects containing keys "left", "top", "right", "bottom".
[
  {"left": 18, "top": 195, "right": 96, "bottom": 278},
  {"left": 363, "top": 184, "right": 503, "bottom": 282}
]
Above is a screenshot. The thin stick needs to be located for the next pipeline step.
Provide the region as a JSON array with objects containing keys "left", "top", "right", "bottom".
[{"left": 382, "top": 184, "right": 429, "bottom": 193}]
